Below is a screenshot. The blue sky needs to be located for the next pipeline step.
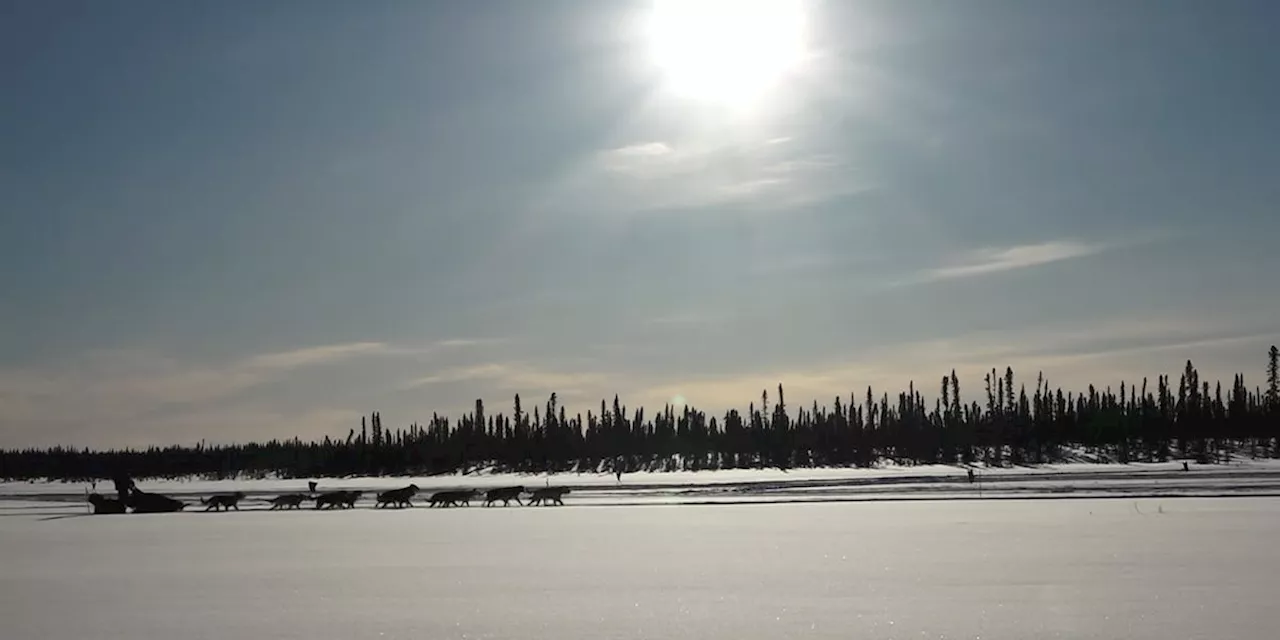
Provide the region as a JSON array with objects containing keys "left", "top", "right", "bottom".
[{"left": 3, "top": 0, "right": 1279, "bottom": 448}]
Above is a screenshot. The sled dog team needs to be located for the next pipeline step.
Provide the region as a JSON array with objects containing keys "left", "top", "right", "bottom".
[
  {"left": 89, "top": 484, "right": 570, "bottom": 514},
  {"left": 215, "top": 484, "right": 569, "bottom": 511}
]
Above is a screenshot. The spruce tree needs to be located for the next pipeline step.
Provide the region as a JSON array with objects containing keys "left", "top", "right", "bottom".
[{"left": 1267, "top": 345, "right": 1279, "bottom": 408}]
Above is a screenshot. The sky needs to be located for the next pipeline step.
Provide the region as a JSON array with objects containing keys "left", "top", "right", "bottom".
[{"left": 3, "top": 0, "right": 1279, "bottom": 449}]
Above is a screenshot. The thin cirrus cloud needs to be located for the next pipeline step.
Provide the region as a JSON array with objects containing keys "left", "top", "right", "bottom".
[
  {"left": 0, "top": 341, "right": 395, "bottom": 419},
  {"left": 389, "top": 313, "right": 1280, "bottom": 425},
  {"left": 0, "top": 338, "right": 498, "bottom": 448},
  {"left": 242, "top": 342, "right": 390, "bottom": 371},
  {"left": 598, "top": 141, "right": 678, "bottom": 174},
  {"left": 631, "top": 313, "right": 1280, "bottom": 415},
  {"left": 912, "top": 240, "right": 1107, "bottom": 284},
  {"left": 403, "top": 362, "right": 611, "bottom": 398},
  {"left": 538, "top": 137, "right": 870, "bottom": 216}
]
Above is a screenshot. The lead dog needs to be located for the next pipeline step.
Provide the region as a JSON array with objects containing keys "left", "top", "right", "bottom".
[{"left": 527, "top": 487, "right": 570, "bottom": 506}]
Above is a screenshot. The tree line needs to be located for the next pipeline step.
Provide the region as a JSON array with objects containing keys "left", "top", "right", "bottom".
[{"left": 3, "top": 346, "right": 1279, "bottom": 481}]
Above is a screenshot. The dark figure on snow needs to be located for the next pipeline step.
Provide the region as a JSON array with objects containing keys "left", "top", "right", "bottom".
[
  {"left": 528, "top": 487, "right": 570, "bottom": 506},
  {"left": 268, "top": 494, "right": 308, "bottom": 510},
  {"left": 104, "top": 472, "right": 184, "bottom": 513},
  {"left": 201, "top": 492, "right": 247, "bottom": 511},
  {"left": 429, "top": 489, "right": 477, "bottom": 507},
  {"left": 129, "top": 490, "right": 186, "bottom": 513},
  {"left": 967, "top": 469, "right": 976, "bottom": 484},
  {"left": 313, "top": 490, "right": 360, "bottom": 510},
  {"left": 112, "top": 472, "right": 137, "bottom": 503},
  {"left": 1183, "top": 461, "right": 1190, "bottom": 472},
  {"left": 88, "top": 493, "right": 127, "bottom": 514},
  {"left": 484, "top": 486, "right": 525, "bottom": 507},
  {"left": 375, "top": 484, "right": 420, "bottom": 508}
]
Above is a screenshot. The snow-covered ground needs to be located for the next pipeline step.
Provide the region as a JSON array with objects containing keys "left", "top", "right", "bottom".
[{"left": 3, "top": 496, "right": 1277, "bottom": 639}]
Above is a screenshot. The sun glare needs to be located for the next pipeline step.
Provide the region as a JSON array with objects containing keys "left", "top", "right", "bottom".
[{"left": 646, "top": 0, "right": 807, "bottom": 107}]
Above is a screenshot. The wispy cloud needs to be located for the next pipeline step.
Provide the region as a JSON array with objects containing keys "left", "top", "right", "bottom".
[
  {"left": 630, "top": 316, "right": 1280, "bottom": 413},
  {"left": 3, "top": 313, "right": 1274, "bottom": 449},
  {"left": 403, "top": 362, "right": 611, "bottom": 398},
  {"left": 431, "top": 338, "right": 506, "bottom": 349},
  {"left": 922, "top": 240, "right": 1104, "bottom": 282},
  {"left": 538, "top": 136, "right": 871, "bottom": 215},
  {"left": 598, "top": 142, "right": 677, "bottom": 174},
  {"left": 1, "top": 342, "right": 389, "bottom": 416},
  {"left": 405, "top": 363, "right": 511, "bottom": 386},
  {"left": 0, "top": 338, "right": 500, "bottom": 448},
  {"left": 244, "top": 342, "right": 389, "bottom": 371},
  {"left": 886, "top": 232, "right": 1180, "bottom": 289},
  {"left": 394, "top": 314, "right": 1277, "bottom": 422}
]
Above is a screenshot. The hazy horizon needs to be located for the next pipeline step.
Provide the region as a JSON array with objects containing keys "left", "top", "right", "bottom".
[{"left": 4, "top": 0, "right": 1280, "bottom": 449}]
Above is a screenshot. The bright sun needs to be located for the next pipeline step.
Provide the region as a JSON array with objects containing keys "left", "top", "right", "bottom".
[{"left": 646, "top": 0, "right": 807, "bottom": 106}]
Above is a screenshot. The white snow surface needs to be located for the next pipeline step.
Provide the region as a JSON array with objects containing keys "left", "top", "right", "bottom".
[
  {"left": 3, "top": 497, "right": 1278, "bottom": 639},
  {"left": 3, "top": 463, "right": 1280, "bottom": 639}
]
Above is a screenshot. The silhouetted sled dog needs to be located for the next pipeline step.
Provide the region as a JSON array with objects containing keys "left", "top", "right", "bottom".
[
  {"left": 429, "top": 489, "right": 477, "bottom": 507},
  {"left": 201, "top": 491, "right": 247, "bottom": 511},
  {"left": 268, "top": 493, "right": 308, "bottom": 510},
  {"left": 313, "top": 490, "right": 360, "bottom": 510},
  {"left": 527, "top": 487, "right": 570, "bottom": 506},
  {"left": 484, "top": 486, "right": 525, "bottom": 507},
  {"left": 128, "top": 490, "right": 186, "bottom": 513},
  {"left": 88, "top": 493, "right": 127, "bottom": 514},
  {"left": 313, "top": 491, "right": 344, "bottom": 509},
  {"left": 375, "top": 484, "right": 419, "bottom": 508}
]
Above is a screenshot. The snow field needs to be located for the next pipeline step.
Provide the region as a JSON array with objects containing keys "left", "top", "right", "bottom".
[{"left": 3, "top": 497, "right": 1278, "bottom": 640}]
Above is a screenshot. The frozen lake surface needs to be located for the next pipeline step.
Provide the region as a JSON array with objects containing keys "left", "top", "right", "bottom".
[{"left": 3, "top": 494, "right": 1277, "bottom": 639}]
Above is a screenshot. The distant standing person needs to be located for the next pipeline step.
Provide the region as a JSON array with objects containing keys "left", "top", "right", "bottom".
[{"left": 967, "top": 468, "right": 975, "bottom": 484}]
